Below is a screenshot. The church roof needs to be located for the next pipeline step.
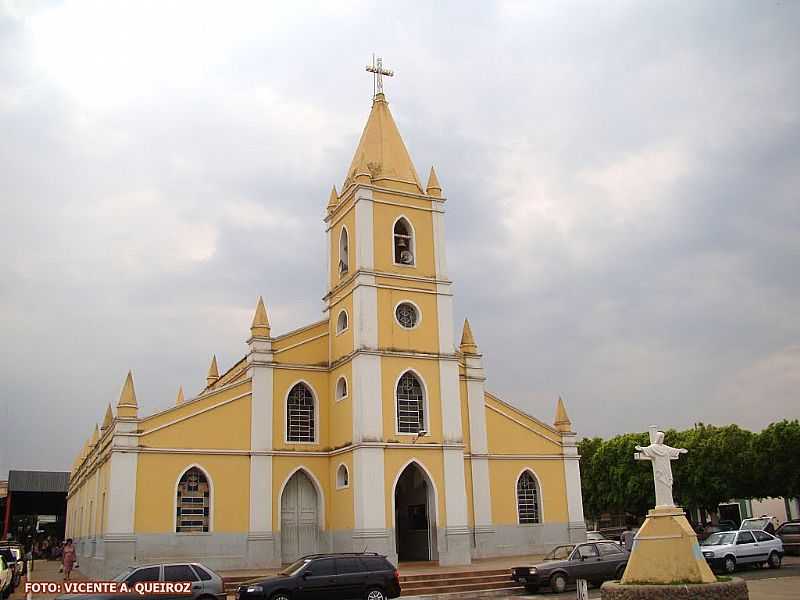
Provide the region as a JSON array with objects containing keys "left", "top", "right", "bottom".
[{"left": 344, "top": 93, "right": 422, "bottom": 193}]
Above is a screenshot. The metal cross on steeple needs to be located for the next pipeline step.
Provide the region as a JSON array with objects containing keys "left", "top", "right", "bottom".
[{"left": 366, "top": 54, "right": 394, "bottom": 96}]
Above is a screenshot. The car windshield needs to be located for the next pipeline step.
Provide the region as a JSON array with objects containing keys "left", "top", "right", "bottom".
[
  {"left": 112, "top": 567, "right": 135, "bottom": 582},
  {"left": 741, "top": 518, "right": 768, "bottom": 530},
  {"left": 544, "top": 545, "right": 575, "bottom": 560},
  {"left": 702, "top": 532, "right": 736, "bottom": 546},
  {"left": 279, "top": 558, "right": 311, "bottom": 577}
]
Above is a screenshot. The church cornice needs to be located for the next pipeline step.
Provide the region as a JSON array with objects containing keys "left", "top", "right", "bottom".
[
  {"left": 325, "top": 183, "right": 445, "bottom": 229},
  {"left": 324, "top": 268, "right": 451, "bottom": 303}
]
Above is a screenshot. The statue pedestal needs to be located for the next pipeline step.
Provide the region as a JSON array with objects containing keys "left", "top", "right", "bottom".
[{"left": 621, "top": 506, "right": 716, "bottom": 585}]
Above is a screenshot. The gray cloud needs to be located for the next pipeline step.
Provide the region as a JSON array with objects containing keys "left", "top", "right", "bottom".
[{"left": 2, "top": 0, "right": 799, "bottom": 477}]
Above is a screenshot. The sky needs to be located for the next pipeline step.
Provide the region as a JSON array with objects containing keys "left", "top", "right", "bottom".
[{"left": 1, "top": 0, "right": 799, "bottom": 478}]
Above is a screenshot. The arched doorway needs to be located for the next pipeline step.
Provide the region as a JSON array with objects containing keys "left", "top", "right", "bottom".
[
  {"left": 280, "top": 470, "right": 319, "bottom": 563},
  {"left": 394, "top": 462, "right": 437, "bottom": 561}
]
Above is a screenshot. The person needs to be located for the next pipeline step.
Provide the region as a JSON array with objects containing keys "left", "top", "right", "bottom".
[
  {"left": 62, "top": 539, "right": 76, "bottom": 581},
  {"left": 620, "top": 524, "right": 635, "bottom": 551}
]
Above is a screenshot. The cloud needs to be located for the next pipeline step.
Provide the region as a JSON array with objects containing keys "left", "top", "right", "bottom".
[{"left": 1, "top": 1, "right": 799, "bottom": 477}]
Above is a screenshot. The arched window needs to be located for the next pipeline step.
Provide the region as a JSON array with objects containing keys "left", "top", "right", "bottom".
[
  {"left": 396, "top": 371, "right": 425, "bottom": 434},
  {"left": 393, "top": 218, "right": 415, "bottom": 265},
  {"left": 336, "top": 464, "right": 349, "bottom": 489},
  {"left": 336, "top": 310, "right": 348, "bottom": 334},
  {"left": 176, "top": 467, "right": 210, "bottom": 532},
  {"left": 339, "top": 227, "right": 349, "bottom": 276},
  {"left": 287, "top": 383, "right": 315, "bottom": 442},
  {"left": 517, "top": 471, "right": 540, "bottom": 524},
  {"left": 336, "top": 376, "right": 348, "bottom": 401}
]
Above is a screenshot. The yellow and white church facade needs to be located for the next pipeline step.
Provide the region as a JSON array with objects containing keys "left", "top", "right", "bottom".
[{"left": 66, "top": 90, "right": 586, "bottom": 577}]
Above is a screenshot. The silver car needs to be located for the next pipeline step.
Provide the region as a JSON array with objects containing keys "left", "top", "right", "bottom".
[
  {"left": 56, "top": 562, "right": 226, "bottom": 600},
  {"left": 701, "top": 529, "right": 784, "bottom": 574}
]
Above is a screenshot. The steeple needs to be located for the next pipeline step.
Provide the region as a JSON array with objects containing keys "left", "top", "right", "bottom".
[
  {"left": 250, "top": 296, "right": 271, "bottom": 338},
  {"left": 101, "top": 403, "right": 113, "bottom": 431},
  {"left": 117, "top": 370, "right": 138, "bottom": 419},
  {"left": 175, "top": 386, "right": 185, "bottom": 405},
  {"left": 90, "top": 423, "right": 99, "bottom": 448},
  {"left": 206, "top": 355, "right": 220, "bottom": 387},
  {"left": 326, "top": 185, "right": 339, "bottom": 212},
  {"left": 460, "top": 318, "right": 479, "bottom": 354},
  {"left": 554, "top": 396, "right": 572, "bottom": 433},
  {"left": 343, "top": 93, "right": 421, "bottom": 193},
  {"left": 426, "top": 166, "right": 442, "bottom": 197}
]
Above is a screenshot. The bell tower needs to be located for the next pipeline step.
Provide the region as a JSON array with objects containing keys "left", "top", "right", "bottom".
[{"left": 323, "top": 63, "right": 470, "bottom": 564}]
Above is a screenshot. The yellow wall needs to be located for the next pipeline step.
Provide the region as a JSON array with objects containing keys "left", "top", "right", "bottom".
[
  {"left": 381, "top": 356, "right": 442, "bottom": 442},
  {"left": 330, "top": 452, "right": 354, "bottom": 531},
  {"left": 376, "top": 288, "right": 439, "bottom": 353},
  {"left": 273, "top": 369, "right": 330, "bottom": 450},
  {"left": 372, "top": 193, "right": 437, "bottom": 278},
  {"left": 134, "top": 454, "right": 250, "bottom": 533},
  {"left": 330, "top": 294, "right": 354, "bottom": 362},
  {"left": 329, "top": 362, "right": 353, "bottom": 448},
  {"left": 273, "top": 321, "right": 329, "bottom": 366},
  {"left": 488, "top": 459, "right": 568, "bottom": 525},
  {"left": 329, "top": 204, "right": 356, "bottom": 288},
  {"left": 485, "top": 396, "right": 562, "bottom": 455},
  {"left": 140, "top": 388, "right": 252, "bottom": 450}
]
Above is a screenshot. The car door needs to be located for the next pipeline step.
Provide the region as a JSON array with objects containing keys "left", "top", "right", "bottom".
[
  {"left": 163, "top": 563, "right": 200, "bottom": 600},
  {"left": 124, "top": 565, "right": 162, "bottom": 600},
  {"left": 572, "top": 544, "right": 605, "bottom": 583},
  {"left": 335, "top": 557, "right": 368, "bottom": 598},
  {"left": 297, "top": 558, "right": 337, "bottom": 600},
  {"left": 752, "top": 530, "right": 776, "bottom": 561},
  {"left": 596, "top": 542, "right": 626, "bottom": 580},
  {"left": 734, "top": 531, "right": 758, "bottom": 564}
]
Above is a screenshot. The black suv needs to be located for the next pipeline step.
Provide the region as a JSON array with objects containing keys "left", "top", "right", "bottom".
[{"left": 236, "top": 553, "right": 401, "bottom": 600}]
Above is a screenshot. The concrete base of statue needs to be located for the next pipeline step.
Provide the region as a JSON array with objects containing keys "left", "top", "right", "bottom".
[
  {"left": 601, "top": 578, "right": 748, "bottom": 600},
  {"left": 621, "top": 506, "right": 716, "bottom": 585}
]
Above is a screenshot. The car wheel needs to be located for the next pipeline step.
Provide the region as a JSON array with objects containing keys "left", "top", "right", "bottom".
[
  {"left": 550, "top": 572, "right": 567, "bottom": 594},
  {"left": 270, "top": 592, "right": 291, "bottom": 600},
  {"left": 615, "top": 564, "right": 626, "bottom": 580},
  {"left": 768, "top": 551, "right": 781, "bottom": 569},
  {"left": 365, "top": 587, "right": 386, "bottom": 600},
  {"left": 723, "top": 556, "right": 736, "bottom": 574}
]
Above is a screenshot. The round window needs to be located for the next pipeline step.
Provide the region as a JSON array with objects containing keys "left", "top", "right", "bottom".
[{"left": 395, "top": 302, "right": 419, "bottom": 329}]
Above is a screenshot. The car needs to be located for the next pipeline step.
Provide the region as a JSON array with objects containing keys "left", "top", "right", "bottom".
[
  {"left": 511, "top": 542, "right": 629, "bottom": 594},
  {"left": 0, "top": 556, "right": 12, "bottom": 600},
  {"left": 235, "top": 553, "right": 401, "bottom": 600},
  {"left": 0, "top": 549, "right": 20, "bottom": 592},
  {"left": 0, "top": 545, "right": 24, "bottom": 587},
  {"left": 775, "top": 520, "right": 800, "bottom": 556},
  {"left": 55, "top": 562, "right": 225, "bottom": 600},
  {"left": 700, "top": 529, "right": 784, "bottom": 574}
]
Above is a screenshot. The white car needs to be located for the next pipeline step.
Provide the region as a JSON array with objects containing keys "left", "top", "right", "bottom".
[
  {"left": 701, "top": 529, "right": 784, "bottom": 574},
  {"left": 0, "top": 555, "right": 13, "bottom": 600}
]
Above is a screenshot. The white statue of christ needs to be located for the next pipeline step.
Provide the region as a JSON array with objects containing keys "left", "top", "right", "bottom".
[{"left": 635, "top": 427, "right": 688, "bottom": 508}]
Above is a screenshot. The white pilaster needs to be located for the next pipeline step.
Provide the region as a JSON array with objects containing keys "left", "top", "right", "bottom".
[
  {"left": 439, "top": 359, "right": 462, "bottom": 443},
  {"left": 562, "top": 431, "right": 586, "bottom": 540},
  {"left": 352, "top": 353, "right": 382, "bottom": 442},
  {"left": 105, "top": 420, "right": 138, "bottom": 536},
  {"left": 353, "top": 447, "right": 386, "bottom": 532},
  {"left": 354, "top": 187, "right": 374, "bottom": 270},
  {"left": 470, "top": 457, "right": 493, "bottom": 529},
  {"left": 464, "top": 353, "right": 492, "bottom": 529},
  {"left": 247, "top": 335, "right": 274, "bottom": 539},
  {"left": 432, "top": 207, "right": 448, "bottom": 279},
  {"left": 436, "top": 283, "right": 455, "bottom": 354},
  {"left": 352, "top": 275, "right": 378, "bottom": 350}
]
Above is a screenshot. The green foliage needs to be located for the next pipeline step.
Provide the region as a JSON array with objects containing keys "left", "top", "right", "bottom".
[{"left": 580, "top": 420, "right": 800, "bottom": 518}]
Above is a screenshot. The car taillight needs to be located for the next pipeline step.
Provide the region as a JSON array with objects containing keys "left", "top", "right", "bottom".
[{"left": 394, "top": 569, "right": 400, "bottom": 580}]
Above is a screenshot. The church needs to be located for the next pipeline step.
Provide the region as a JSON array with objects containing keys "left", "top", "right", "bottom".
[{"left": 65, "top": 74, "right": 586, "bottom": 578}]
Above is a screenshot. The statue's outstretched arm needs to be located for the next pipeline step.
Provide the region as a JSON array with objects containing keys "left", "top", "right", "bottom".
[{"left": 635, "top": 445, "right": 644, "bottom": 452}]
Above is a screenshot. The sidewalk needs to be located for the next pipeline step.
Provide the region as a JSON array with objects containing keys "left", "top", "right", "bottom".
[
  {"left": 10, "top": 559, "right": 86, "bottom": 600},
  {"left": 746, "top": 575, "right": 800, "bottom": 599}
]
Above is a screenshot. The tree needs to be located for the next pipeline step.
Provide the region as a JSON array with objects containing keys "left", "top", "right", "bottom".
[{"left": 752, "top": 420, "right": 800, "bottom": 499}]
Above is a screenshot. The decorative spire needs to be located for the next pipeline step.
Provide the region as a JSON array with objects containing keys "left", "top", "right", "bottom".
[
  {"left": 326, "top": 185, "right": 339, "bottom": 212},
  {"left": 460, "top": 318, "right": 479, "bottom": 354},
  {"left": 426, "top": 166, "right": 442, "bottom": 197},
  {"left": 250, "top": 296, "right": 271, "bottom": 338},
  {"left": 117, "top": 370, "right": 139, "bottom": 418},
  {"left": 343, "top": 90, "right": 422, "bottom": 193},
  {"left": 206, "top": 354, "right": 219, "bottom": 387},
  {"left": 101, "top": 403, "right": 113, "bottom": 431},
  {"left": 176, "top": 385, "right": 185, "bottom": 405},
  {"left": 554, "top": 396, "right": 572, "bottom": 433},
  {"left": 90, "top": 423, "right": 99, "bottom": 447}
]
